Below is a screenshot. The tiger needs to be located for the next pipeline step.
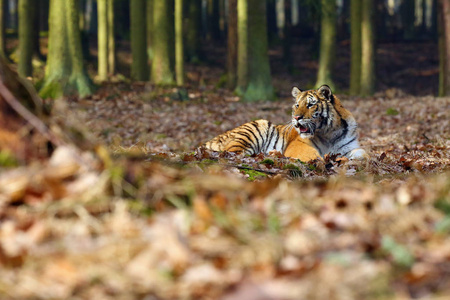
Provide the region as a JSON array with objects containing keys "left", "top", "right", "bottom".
[{"left": 204, "top": 85, "right": 368, "bottom": 162}]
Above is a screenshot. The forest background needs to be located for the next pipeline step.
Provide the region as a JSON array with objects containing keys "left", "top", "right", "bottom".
[{"left": 0, "top": 0, "right": 449, "bottom": 299}]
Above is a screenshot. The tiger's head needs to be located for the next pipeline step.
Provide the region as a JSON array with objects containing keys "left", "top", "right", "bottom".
[{"left": 291, "top": 84, "right": 335, "bottom": 139}]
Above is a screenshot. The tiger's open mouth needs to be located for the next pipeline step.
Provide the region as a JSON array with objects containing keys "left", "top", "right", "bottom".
[
  {"left": 299, "top": 125, "right": 310, "bottom": 134},
  {"left": 294, "top": 122, "right": 315, "bottom": 137}
]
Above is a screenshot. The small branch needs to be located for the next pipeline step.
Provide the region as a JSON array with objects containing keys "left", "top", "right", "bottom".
[
  {"left": 0, "top": 80, "right": 62, "bottom": 146},
  {"left": 145, "top": 157, "right": 279, "bottom": 175}
]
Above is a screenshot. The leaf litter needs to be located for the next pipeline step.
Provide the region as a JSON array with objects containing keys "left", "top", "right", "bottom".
[{"left": 0, "top": 82, "right": 449, "bottom": 299}]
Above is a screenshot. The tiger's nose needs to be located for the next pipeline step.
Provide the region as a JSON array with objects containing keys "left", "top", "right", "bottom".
[{"left": 294, "top": 116, "right": 302, "bottom": 121}]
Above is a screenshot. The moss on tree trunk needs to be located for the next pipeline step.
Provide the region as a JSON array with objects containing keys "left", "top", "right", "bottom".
[
  {"left": 107, "top": 0, "right": 115, "bottom": 75},
  {"left": 151, "top": 0, "right": 174, "bottom": 85},
  {"left": 316, "top": 0, "right": 337, "bottom": 89},
  {"left": 243, "top": 0, "right": 274, "bottom": 101},
  {"left": 360, "top": 0, "right": 375, "bottom": 96},
  {"left": 97, "top": 0, "right": 108, "bottom": 81},
  {"left": 438, "top": 0, "right": 450, "bottom": 96},
  {"left": 175, "top": 0, "right": 184, "bottom": 86},
  {"left": 236, "top": 0, "right": 248, "bottom": 95},
  {"left": 146, "top": 0, "right": 154, "bottom": 60},
  {"left": 130, "top": 0, "right": 148, "bottom": 81},
  {"left": 18, "top": 0, "right": 34, "bottom": 78},
  {"left": 40, "top": 0, "right": 93, "bottom": 99}
]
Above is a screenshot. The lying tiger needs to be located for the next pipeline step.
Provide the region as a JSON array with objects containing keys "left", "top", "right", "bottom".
[{"left": 204, "top": 85, "right": 368, "bottom": 162}]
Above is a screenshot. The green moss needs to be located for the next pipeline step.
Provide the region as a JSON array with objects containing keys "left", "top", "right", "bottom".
[
  {"left": 282, "top": 164, "right": 299, "bottom": 170},
  {"left": 242, "top": 168, "right": 268, "bottom": 181},
  {"left": 308, "top": 164, "right": 317, "bottom": 171},
  {"left": 386, "top": 108, "right": 399, "bottom": 116},
  {"left": 261, "top": 158, "right": 274, "bottom": 165},
  {"left": 283, "top": 164, "right": 303, "bottom": 177}
]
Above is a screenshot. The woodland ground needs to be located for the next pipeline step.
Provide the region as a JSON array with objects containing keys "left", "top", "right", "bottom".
[{"left": 0, "top": 41, "right": 449, "bottom": 299}]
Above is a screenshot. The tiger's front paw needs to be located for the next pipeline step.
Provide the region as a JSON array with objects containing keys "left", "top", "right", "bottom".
[{"left": 347, "top": 148, "right": 369, "bottom": 160}]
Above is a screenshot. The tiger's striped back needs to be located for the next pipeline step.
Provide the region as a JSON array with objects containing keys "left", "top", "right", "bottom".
[{"left": 204, "top": 120, "right": 297, "bottom": 155}]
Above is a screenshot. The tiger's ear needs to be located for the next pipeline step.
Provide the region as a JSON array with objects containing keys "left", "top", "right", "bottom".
[
  {"left": 318, "top": 85, "right": 332, "bottom": 101},
  {"left": 291, "top": 87, "right": 303, "bottom": 99}
]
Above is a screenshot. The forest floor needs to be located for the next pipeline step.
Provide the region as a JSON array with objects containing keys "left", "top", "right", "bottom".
[{"left": 0, "top": 41, "right": 449, "bottom": 299}]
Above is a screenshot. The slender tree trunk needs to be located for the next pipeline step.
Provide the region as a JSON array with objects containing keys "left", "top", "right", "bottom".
[
  {"left": 151, "top": 0, "right": 174, "bottom": 85},
  {"left": 66, "top": 0, "right": 93, "bottom": 96},
  {"left": 236, "top": 0, "right": 248, "bottom": 94},
  {"left": 130, "top": 0, "right": 148, "bottom": 81},
  {"left": 227, "top": 0, "right": 237, "bottom": 89},
  {"left": 243, "top": 0, "right": 274, "bottom": 101},
  {"left": 438, "top": 0, "right": 450, "bottom": 96},
  {"left": 175, "top": 0, "right": 184, "bottom": 86},
  {"left": 350, "top": 0, "right": 361, "bottom": 95},
  {"left": 316, "top": 0, "right": 337, "bottom": 89},
  {"left": 360, "top": 0, "right": 375, "bottom": 96},
  {"left": 146, "top": 0, "right": 153, "bottom": 59},
  {"left": 97, "top": 0, "right": 108, "bottom": 81},
  {"left": 18, "top": 0, "right": 33, "bottom": 77},
  {"left": 0, "top": 0, "right": 5, "bottom": 58},
  {"left": 40, "top": 0, "right": 93, "bottom": 98},
  {"left": 186, "top": 0, "right": 201, "bottom": 62},
  {"left": 107, "top": 0, "right": 115, "bottom": 75}
]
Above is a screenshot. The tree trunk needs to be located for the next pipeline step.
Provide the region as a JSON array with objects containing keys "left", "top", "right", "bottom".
[
  {"left": 316, "top": 0, "right": 337, "bottom": 89},
  {"left": 243, "top": 0, "right": 274, "bottom": 101},
  {"left": 175, "top": 0, "right": 184, "bottom": 86},
  {"left": 186, "top": 0, "right": 201, "bottom": 62},
  {"left": 130, "top": 0, "right": 148, "bottom": 81},
  {"left": 350, "top": 0, "right": 361, "bottom": 95},
  {"left": 66, "top": 0, "right": 93, "bottom": 96},
  {"left": 107, "top": 0, "right": 115, "bottom": 75},
  {"left": 151, "top": 0, "right": 174, "bottom": 85},
  {"left": 146, "top": 0, "right": 153, "bottom": 59},
  {"left": 227, "top": 0, "right": 237, "bottom": 89},
  {"left": 236, "top": 0, "right": 248, "bottom": 94},
  {"left": 0, "top": 0, "right": 5, "bottom": 58},
  {"left": 438, "top": 0, "right": 450, "bottom": 96},
  {"left": 40, "top": 0, "right": 93, "bottom": 99},
  {"left": 97, "top": 0, "right": 108, "bottom": 81},
  {"left": 18, "top": 0, "right": 33, "bottom": 78},
  {"left": 360, "top": 0, "right": 375, "bottom": 96}
]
